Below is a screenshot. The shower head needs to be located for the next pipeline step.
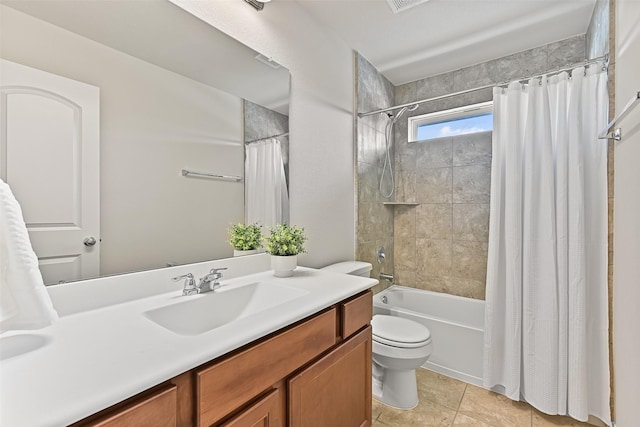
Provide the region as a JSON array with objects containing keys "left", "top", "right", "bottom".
[{"left": 385, "top": 103, "right": 420, "bottom": 123}]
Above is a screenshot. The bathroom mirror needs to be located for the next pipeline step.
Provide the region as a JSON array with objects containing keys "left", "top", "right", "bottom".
[{"left": 0, "top": 0, "right": 290, "bottom": 284}]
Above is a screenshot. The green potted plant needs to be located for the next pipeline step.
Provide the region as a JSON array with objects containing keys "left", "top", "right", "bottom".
[
  {"left": 228, "top": 223, "right": 262, "bottom": 256},
  {"left": 264, "top": 223, "right": 307, "bottom": 277}
]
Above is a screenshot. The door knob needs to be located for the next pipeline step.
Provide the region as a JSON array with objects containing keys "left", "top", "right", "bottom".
[{"left": 83, "top": 237, "right": 97, "bottom": 247}]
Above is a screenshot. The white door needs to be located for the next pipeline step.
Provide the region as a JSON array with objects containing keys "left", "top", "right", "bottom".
[{"left": 0, "top": 59, "right": 100, "bottom": 284}]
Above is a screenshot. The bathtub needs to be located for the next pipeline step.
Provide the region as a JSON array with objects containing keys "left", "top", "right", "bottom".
[{"left": 373, "top": 285, "right": 485, "bottom": 387}]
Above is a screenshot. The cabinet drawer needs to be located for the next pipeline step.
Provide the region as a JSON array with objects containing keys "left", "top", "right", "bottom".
[
  {"left": 341, "top": 290, "right": 372, "bottom": 338},
  {"left": 82, "top": 385, "right": 177, "bottom": 427},
  {"left": 196, "top": 308, "right": 337, "bottom": 427}
]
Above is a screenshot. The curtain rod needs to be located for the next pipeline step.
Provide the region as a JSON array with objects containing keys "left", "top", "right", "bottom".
[
  {"left": 358, "top": 54, "right": 609, "bottom": 118},
  {"left": 245, "top": 132, "right": 289, "bottom": 144}
]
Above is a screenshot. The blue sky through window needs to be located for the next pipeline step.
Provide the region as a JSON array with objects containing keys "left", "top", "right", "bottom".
[{"left": 417, "top": 112, "right": 493, "bottom": 141}]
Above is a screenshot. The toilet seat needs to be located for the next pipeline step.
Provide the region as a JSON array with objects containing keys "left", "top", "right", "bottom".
[{"left": 372, "top": 315, "right": 431, "bottom": 349}]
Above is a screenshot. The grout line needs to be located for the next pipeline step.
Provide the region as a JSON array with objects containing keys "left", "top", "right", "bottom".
[
  {"left": 531, "top": 404, "right": 534, "bottom": 427},
  {"left": 451, "top": 410, "right": 460, "bottom": 427},
  {"left": 457, "top": 383, "right": 468, "bottom": 412},
  {"left": 374, "top": 408, "right": 383, "bottom": 423}
]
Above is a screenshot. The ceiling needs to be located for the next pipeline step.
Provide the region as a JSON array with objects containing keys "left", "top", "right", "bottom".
[
  {"left": 1, "top": 0, "right": 291, "bottom": 114},
  {"left": 296, "top": 0, "right": 597, "bottom": 85},
  {"left": 4, "top": 0, "right": 597, "bottom": 104}
]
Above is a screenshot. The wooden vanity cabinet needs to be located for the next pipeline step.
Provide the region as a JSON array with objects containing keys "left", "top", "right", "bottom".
[
  {"left": 196, "top": 309, "right": 337, "bottom": 426},
  {"left": 74, "top": 290, "right": 373, "bottom": 427}
]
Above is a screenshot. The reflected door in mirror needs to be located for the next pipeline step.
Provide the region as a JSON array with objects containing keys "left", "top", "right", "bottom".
[{"left": 0, "top": 59, "right": 100, "bottom": 284}]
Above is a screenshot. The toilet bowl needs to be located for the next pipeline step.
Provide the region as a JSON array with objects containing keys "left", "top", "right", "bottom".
[
  {"left": 371, "top": 314, "right": 432, "bottom": 409},
  {"left": 321, "top": 261, "right": 434, "bottom": 410}
]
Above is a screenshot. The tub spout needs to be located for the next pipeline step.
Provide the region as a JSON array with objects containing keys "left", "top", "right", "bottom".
[{"left": 379, "top": 273, "right": 394, "bottom": 282}]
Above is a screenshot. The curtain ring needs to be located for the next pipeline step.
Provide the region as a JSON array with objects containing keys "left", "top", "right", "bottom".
[{"left": 538, "top": 76, "right": 543, "bottom": 86}]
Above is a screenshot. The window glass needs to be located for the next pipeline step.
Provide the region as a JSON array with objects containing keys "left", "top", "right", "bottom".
[
  {"left": 409, "top": 101, "right": 493, "bottom": 142},
  {"left": 417, "top": 112, "right": 493, "bottom": 140}
]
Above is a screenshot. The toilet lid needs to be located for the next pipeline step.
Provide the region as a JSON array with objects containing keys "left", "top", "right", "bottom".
[{"left": 372, "top": 315, "right": 431, "bottom": 348}]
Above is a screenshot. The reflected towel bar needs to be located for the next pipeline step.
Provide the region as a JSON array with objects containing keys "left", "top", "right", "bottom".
[
  {"left": 181, "top": 169, "right": 243, "bottom": 182},
  {"left": 599, "top": 91, "right": 640, "bottom": 141},
  {"left": 245, "top": 132, "right": 289, "bottom": 144}
]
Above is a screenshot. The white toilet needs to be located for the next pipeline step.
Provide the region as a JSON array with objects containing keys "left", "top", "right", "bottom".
[{"left": 321, "top": 261, "right": 433, "bottom": 410}]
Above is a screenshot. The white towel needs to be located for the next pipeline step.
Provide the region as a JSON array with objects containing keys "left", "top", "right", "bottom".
[{"left": 0, "top": 179, "right": 58, "bottom": 331}]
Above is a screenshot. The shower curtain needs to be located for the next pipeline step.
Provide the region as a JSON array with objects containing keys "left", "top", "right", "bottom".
[
  {"left": 245, "top": 139, "right": 289, "bottom": 230},
  {"left": 483, "top": 65, "right": 610, "bottom": 425}
]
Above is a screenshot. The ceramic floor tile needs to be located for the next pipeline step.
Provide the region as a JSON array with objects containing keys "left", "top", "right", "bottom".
[
  {"left": 372, "top": 398, "right": 386, "bottom": 421},
  {"left": 457, "top": 384, "right": 532, "bottom": 426},
  {"left": 377, "top": 398, "right": 456, "bottom": 426},
  {"left": 452, "top": 412, "right": 496, "bottom": 426},
  {"left": 532, "top": 409, "right": 595, "bottom": 426},
  {"left": 417, "top": 368, "right": 468, "bottom": 411}
]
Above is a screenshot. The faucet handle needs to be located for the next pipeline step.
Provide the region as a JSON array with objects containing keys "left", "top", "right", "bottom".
[
  {"left": 203, "top": 267, "right": 227, "bottom": 292},
  {"left": 172, "top": 273, "right": 194, "bottom": 282},
  {"left": 209, "top": 267, "right": 227, "bottom": 275},
  {"left": 172, "top": 273, "right": 197, "bottom": 295}
]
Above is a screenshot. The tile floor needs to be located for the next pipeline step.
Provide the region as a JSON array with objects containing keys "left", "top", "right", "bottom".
[{"left": 372, "top": 369, "right": 597, "bottom": 426}]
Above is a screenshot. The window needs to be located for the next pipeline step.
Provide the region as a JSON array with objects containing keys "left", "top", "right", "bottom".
[{"left": 408, "top": 101, "right": 493, "bottom": 142}]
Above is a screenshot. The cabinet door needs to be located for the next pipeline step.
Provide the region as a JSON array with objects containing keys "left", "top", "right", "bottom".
[
  {"left": 220, "top": 389, "right": 282, "bottom": 427},
  {"left": 288, "top": 326, "right": 372, "bottom": 427}
]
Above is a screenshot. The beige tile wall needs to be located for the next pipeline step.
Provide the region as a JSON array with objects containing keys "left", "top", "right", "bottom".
[
  {"left": 355, "top": 53, "right": 396, "bottom": 293},
  {"left": 393, "top": 132, "right": 492, "bottom": 299}
]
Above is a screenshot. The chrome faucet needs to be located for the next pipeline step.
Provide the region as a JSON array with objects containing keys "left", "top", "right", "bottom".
[
  {"left": 379, "top": 273, "right": 394, "bottom": 282},
  {"left": 172, "top": 273, "right": 198, "bottom": 296},
  {"left": 197, "top": 267, "right": 227, "bottom": 293},
  {"left": 172, "top": 268, "right": 227, "bottom": 296}
]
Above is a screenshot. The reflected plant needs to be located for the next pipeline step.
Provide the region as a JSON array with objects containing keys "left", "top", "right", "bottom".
[{"left": 228, "top": 223, "right": 262, "bottom": 251}]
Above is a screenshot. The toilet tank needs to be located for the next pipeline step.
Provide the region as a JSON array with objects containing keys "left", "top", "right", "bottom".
[{"left": 321, "top": 261, "right": 373, "bottom": 277}]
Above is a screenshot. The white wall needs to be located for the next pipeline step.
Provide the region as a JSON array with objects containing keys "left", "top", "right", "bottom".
[
  {"left": 0, "top": 6, "right": 244, "bottom": 275},
  {"left": 172, "top": 0, "right": 356, "bottom": 268},
  {"left": 613, "top": 0, "right": 640, "bottom": 425}
]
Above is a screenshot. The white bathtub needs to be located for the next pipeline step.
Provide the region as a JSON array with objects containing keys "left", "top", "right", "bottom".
[{"left": 373, "top": 285, "right": 485, "bottom": 387}]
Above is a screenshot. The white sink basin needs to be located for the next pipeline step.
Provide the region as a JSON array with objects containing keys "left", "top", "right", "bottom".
[
  {"left": 0, "top": 334, "right": 50, "bottom": 361},
  {"left": 143, "top": 281, "right": 308, "bottom": 335}
]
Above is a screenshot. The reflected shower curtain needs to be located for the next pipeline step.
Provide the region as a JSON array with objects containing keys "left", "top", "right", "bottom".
[
  {"left": 484, "top": 65, "right": 610, "bottom": 425},
  {"left": 245, "top": 139, "right": 289, "bottom": 230}
]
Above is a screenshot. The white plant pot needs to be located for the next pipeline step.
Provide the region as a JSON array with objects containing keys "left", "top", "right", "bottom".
[
  {"left": 233, "top": 249, "right": 258, "bottom": 257},
  {"left": 271, "top": 255, "right": 297, "bottom": 277}
]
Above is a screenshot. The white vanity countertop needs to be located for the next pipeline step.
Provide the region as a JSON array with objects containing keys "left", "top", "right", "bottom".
[{"left": 0, "top": 266, "right": 377, "bottom": 427}]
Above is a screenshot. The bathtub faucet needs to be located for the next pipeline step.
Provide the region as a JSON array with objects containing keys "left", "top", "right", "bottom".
[{"left": 379, "top": 273, "right": 394, "bottom": 282}]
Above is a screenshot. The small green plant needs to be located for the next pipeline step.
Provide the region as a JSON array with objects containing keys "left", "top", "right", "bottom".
[
  {"left": 228, "top": 223, "right": 262, "bottom": 251},
  {"left": 264, "top": 223, "right": 307, "bottom": 256}
]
